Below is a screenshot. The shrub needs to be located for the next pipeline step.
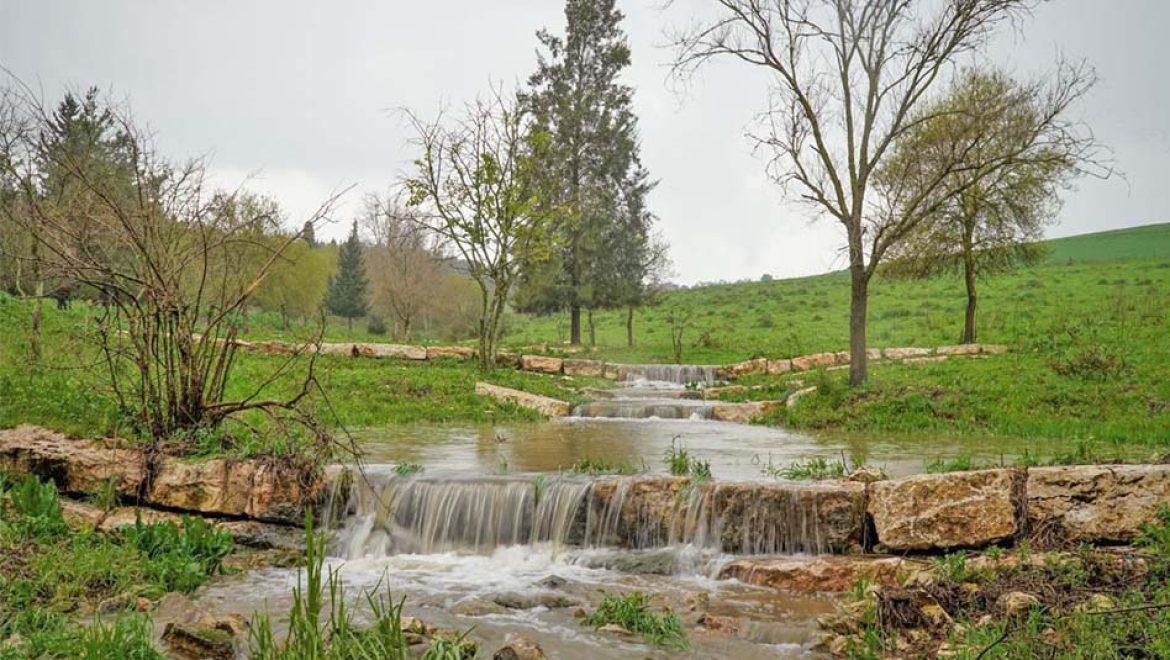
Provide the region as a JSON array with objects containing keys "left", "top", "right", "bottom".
[
  {"left": 120, "top": 516, "right": 233, "bottom": 593},
  {"left": 8, "top": 475, "right": 67, "bottom": 537},
  {"left": 366, "top": 315, "right": 388, "bottom": 336}
]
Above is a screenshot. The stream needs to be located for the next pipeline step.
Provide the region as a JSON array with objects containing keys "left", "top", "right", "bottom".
[{"left": 193, "top": 370, "right": 1142, "bottom": 658}]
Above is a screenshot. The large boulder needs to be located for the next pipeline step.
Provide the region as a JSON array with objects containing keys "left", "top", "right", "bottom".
[
  {"left": 0, "top": 425, "right": 145, "bottom": 497},
  {"left": 867, "top": 469, "right": 1025, "bottom": 551},
  {"left": 719, "top": 556, "right": 906, "bottom": 594},
  {"left": 562, "top": 358, "right": 605, "bottom": 378},
  {"left": 148, "top": 458, "right": 323, "bottom": 524},
  {"left": 1027, "top": 465, "right": 1170, "bottom": 543},
  {"left": 474, "top": 382, "right": 570, "bottom": 417},
  {"left": 520, "top": 355, "right": 564, "bottom": 375}
]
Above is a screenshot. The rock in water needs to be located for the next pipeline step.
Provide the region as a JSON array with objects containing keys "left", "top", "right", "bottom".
[{"left": 492, "top": 636, "right": 548, "bottom": 660}]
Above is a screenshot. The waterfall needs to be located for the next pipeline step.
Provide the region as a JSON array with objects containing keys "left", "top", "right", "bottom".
[
  {"left": 570, "top": 400, "right": 715, "bottom": 419},
  {"left": 620, "top": 364, "right": 719, "bottom": 386},
  {"left": 332, "top": 474, "right": 854, "bottom": 561}
]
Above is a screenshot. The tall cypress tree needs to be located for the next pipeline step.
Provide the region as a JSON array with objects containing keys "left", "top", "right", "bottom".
[
  {"left": 518, "top": 0, "right": 654, "bottom": 345},
  {"left": 325, "top": 221, "right": 368, "bottom": 330}
]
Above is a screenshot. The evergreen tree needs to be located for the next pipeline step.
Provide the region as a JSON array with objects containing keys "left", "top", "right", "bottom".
[
  {"left": 518, "top": 0, "right": 655, "bottom": 345},
  {"left": 325, "top": 221, "right": 368, "bottom": 330}
]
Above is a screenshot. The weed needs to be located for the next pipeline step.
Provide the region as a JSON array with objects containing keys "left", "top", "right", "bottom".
[
  {"left": 925, "top": 455, "right": 976, "bottom": 473},
  {"left": 663, "top": 439, "right": 712, "bottom": 480},
  {"left": 760, "top": 455, "right": 848, "bottom": 481},
  {"left": 394, "top": 463, "right": 424, "bottom": 477},
  {"left": 120, "top": 516, "right": 233, "bottom": 593},
  {"left": 567, "top": 457, "right": 638, "bottom": 476},
  {"left": 583, "top": 591, "right": 687, "bottom": 650}
]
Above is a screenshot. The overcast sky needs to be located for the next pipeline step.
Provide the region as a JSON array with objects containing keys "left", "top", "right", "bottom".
[{"left": 2, "top": 0, "right": 1166, "bottom": 284}]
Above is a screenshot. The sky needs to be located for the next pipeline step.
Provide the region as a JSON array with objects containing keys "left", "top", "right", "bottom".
[{"left": 2, "top": 0, "right": 1166, "bottom": 284}]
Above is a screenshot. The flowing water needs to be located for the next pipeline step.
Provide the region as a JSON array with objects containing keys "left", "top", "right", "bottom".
[{"left": 195, "top": 380, "right": 1148, "bottom": 657}]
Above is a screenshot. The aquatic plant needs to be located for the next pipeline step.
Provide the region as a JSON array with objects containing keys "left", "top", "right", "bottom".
[{"left": 583, "top": 591, "right": 688, "bottom": 650}]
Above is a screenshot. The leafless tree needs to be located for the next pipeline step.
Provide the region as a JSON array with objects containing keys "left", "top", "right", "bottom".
[
  {"left": 403, "top": 87, "right": 550, "bottom": 370},
  {"left": 360, "top": 190, "right": 443, "bottom": 342},
  {"left": 672, "top": 0, "right": 1043, "bottom": 385}
]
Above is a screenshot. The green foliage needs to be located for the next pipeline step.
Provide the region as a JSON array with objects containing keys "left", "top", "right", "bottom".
[
  {"left": 7, "top": 475, "right": 67, "bottom": 537},
  {"left": 394, "top": 463, "right": 424, "bottom": 477},
  {"left": 567, "top": 457, "right": 639, "bottom": 476},
  {"left": 929, "top": 552, "right": 969, "bottom": 583},
  {"left": 119, "top": 516, "right": 233, "bottom": 593},
  {"left": 77, "top": 615, "right": 163, "bottom": 660},
  {"left": 926, "top": 455, "right": 977, "bottom": 473},
  {"left": 583, "top": 591, "right": 687, "bottom": 650},
  {"left": 662, "top": 439, "right": 711, "bottom": 480},
  {"left": 761, "top": 455, "right": 848, "bottom": 481},
  {"left": 325, "top": 221, "right": 369, "bottom": 327}
]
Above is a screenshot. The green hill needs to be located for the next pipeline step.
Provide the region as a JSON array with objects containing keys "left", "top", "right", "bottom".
[{"left": 504, "top": 222, "right": 1170, "bottom": 365}]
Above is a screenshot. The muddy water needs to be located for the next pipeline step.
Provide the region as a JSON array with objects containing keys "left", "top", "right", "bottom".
[
  {"left": 197, "top": 547, "right": 835, "bottom": 658},
  {"left": 196, "top": 381, "right": 1148, "bottom": 657}
]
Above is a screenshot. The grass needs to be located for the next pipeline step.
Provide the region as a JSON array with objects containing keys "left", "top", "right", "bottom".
[
  {"left": 566, "top": 457, "right": 641, "bottom": 476},
  {"left": 761, "top": 455, "right": 849, "bottom": 480},
  {"left": 582, "top": 591, "right": 688, "bottom": 650},
  {"left": 0, "top": 296, "right": 609, "bottom": 445},
  {"left": 663, "top": 439, "right": 711, "bottom": 480},
  {"left": 504, "top": 222, "right": 1170, "bottom": 365},
  {"left": 0, "top": 474, "right": 232, "bottom": 657}
]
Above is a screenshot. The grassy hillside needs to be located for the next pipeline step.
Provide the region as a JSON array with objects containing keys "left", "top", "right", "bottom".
[{"left": 503, "top": 223, "right": 1170, "bottom": 365}]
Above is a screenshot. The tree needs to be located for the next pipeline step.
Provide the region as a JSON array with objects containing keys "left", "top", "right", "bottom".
[
  {"left": 325, "top": 221, "right": 368, "bottom": 331},
  {"left": 673, "top": 0, "right": 1041, "bottom": 385},
  {"left": 520, "top": 0, "right": 653, "bottom": 345},
  {"left": 0, "top": 78, "right": 339, "bottom": 444},
  {"left": 361, "top": 191, "right": 443, "bottom": 341},
  {"left": 879, "top": 67, "right": 1105, "bottom": 343},
  {"left": 403, "top": 88, "right": 548, "bottom": 370}
]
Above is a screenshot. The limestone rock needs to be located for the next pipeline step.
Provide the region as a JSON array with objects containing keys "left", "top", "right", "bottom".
[
  {"left": 766, "top": 359, "right": 793, "bottom": 375},
  {"left": 162, "top": 623, "right": 237, "bottom": 660},
  {"left": 719, "top": 556, "right": 906, "bottom": 594},
  {"left": 495, "top": 351, "right": 522, "bottom": 368},
  {"left": 980, "top": 344, "right": 1010, "bottom": 355},
  {"left": 935, "top": 344, "right": 981, "bottom": 356},
  {"left": 520, "top": 355, "right": 564, "bottom": 375},
  {"left": 492, "top": 636, "right": 547, "bottom": 660},
  {"left": 903, "top": 355, "right": 948, "bottom": 365},
  {"left": 726, "top": 358, "right": 769, "bottom": 378},
  {"left": 882, "top": 347, "right": 933, "bottom": 360},
  {"left": 709, "top": 400, "right": 782, "bottom": 423},
  {"left": 846, "top": 466, "right": 886, "bottom": 484},
  {"left": 492, "top": 591, "right": 581, "bottom": 610},
  {"left": 354, "top": 343, "right": 427, "bottom": 360},
  {"left": 563, "top": 358, "right": 605, "bottom": 378},
  {"left": 1027, "top": 464, "right": 1170, "bottom": 542},
  {"left": 791, "top": 352, "right": 839, "bottom": 372},
  {"left": 474, "top": 382, "right": 570, "bottom": 417},
  {"left": 996, "top": 591, "right": 1040, "bottom": 616},
  {"left": 426, "top": 345, "right": 476, "bottom": 360},
  {"left": 786, "top": 386, "right": 817, "bottom": 408},
  {"left": 148, "top": 457, "right": 318, "bottom": 524},
  {"left": 0, "top": 425, "right": 145, "bottom": 498},
  {"left": 868, "top": 469, "right": 1025, "bottom": 551}
]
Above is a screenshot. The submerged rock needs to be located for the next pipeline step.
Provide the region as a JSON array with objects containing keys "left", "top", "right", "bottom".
[
  {"left": 491, "top": 591, "right": 582, "bottom": 610},
  {"left": 451, "top": 598, "right": 509, "bottom": 617}
]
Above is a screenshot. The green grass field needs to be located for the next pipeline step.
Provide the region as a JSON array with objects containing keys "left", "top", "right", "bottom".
[{"left": 504, "top": 222, "right": 1170, "bottom": 365}]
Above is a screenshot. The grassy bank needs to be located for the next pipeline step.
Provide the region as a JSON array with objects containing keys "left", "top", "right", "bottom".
[
  {"left": 505, "top": 223, "right": 1170, "bottom": 364},
  {"left": 0, "top": 299, "right": 603, "bottom": 443}
]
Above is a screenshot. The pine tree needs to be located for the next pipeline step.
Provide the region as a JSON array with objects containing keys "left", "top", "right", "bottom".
[
  {"left": 518, "top": 0, "right": 655, "bottom": 345},
  {"left": 325, "top": 221, "right": 368, "bottom": 330}
]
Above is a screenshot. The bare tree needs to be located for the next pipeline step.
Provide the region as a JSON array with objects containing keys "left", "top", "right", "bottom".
[
  {"left": 880, "top": 66, "right": 1108, "bottom": 343},
  {"left": 403, "top": 88, "right": 550, "bottom": 370},
  {"left": 672, "top": 0, "right": 1041, "bottom": 385},
  {"left": 0, "top": 79, "right": 342, "bottom": 455},
  {"left": 360, "top": 190, "right": 443, "bottom": 342}
]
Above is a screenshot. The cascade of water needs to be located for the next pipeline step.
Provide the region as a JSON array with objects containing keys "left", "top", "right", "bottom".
[
  {"left": 333, "top": 473, "right": 845, "bottom": 562},
  {"left": 333, "top": 474, "right": 591, "bottom": 558},
  {"left": 570, "top": 400, "right": 715, "bottom": 419},
  {"left": 621, "top": 364, "right": 718, "bottom": 386}
]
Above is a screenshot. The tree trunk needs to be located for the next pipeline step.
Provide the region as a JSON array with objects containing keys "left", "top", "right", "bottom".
[
  {"left": 587, "top": 309, "right": 595, "bottom": 346},
  {"left": 848, "top": 264, "right": 869, "bottom": 387},
  {"left": 30, "top": 291, "right": 42, "bottom": 362},
  {"left": 626, "top": 305, "right": 635, "bottom": 348},
  {"left": 962, "top": 247, "right": 977, "bottom": 344},
  {"left": 569, "top": 305, "right": 582, "bottom": 345}
]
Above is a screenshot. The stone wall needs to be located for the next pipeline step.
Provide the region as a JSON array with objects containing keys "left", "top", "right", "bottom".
[{"left": 226, "top": 338, "right": 1009, "bottom": 382}]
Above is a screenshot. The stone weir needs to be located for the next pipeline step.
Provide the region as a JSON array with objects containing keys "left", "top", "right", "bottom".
[
  {"left": 333, "top": 472, "right": 867, "bottom": 558},
  {"left": 4, "top": 426, "right": 1169, "bottom": 557}
]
